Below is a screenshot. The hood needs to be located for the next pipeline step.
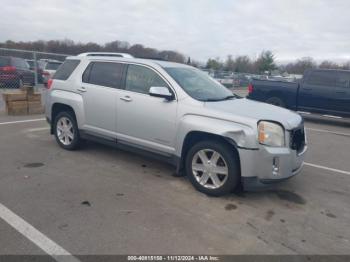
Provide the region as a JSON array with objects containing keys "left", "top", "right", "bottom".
[{"left": 204, "top": 98, "right": 302, "bottom": 130}]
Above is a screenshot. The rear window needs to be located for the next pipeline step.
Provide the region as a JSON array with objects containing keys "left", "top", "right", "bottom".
[
  {"left": 46, "top": 62, "right": 62, "bottom": 70},
  {"left": 306, "top": 70, "right": 336, "bottom": 86},
  {"left": 0, "top": 57, "right": 10, "bottom": 67},
  {"left": 53, "top": 60, "right": 80, "bottom": 80},
  {"left": 12, "top": 58, "right": 29, "bottom": 69},
  {"left": 82, "top": 62, "right": 124, "bottom": 88}
]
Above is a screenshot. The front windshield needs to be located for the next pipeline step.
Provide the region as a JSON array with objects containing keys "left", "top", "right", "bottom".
[{"left": 164, "top": 67, "right": 234, "bottom": 101}]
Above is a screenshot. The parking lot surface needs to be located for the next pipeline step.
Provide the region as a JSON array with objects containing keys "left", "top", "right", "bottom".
[{"left": 0, "top": 113, "right": 349, "bottom": 257}]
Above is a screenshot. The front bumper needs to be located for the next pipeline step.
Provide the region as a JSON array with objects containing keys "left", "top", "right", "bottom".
[{"left": 238, "top": 144, "right": 306, "bottom": 190}]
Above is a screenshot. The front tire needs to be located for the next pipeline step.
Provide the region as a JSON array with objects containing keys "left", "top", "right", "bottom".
[
  {"left": 53, "top": 111, "right": 80, "bottom": 150},
  {"left": 185, "top": 140, "right": 240, "bottom": 196}
]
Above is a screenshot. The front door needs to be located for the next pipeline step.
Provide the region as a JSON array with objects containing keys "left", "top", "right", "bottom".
[{"left": 116, "top": 64, "right": 177, "bottom": 155}]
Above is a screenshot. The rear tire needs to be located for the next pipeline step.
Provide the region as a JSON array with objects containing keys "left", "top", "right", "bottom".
[
  {"left": 185, "top": 140, "right": 240, "bottom": 196},
  {"left": 53, "top": 111, "right": 80, "bottom": 150},
  {"left": 266, "top": 97, "right": 285, "bottom": 108}
]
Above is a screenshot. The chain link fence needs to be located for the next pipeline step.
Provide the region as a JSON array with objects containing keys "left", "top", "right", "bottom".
[
  {"left": 0, "top": 48, "right": 69, "bottom": 113},
  {"left": 0, "top": 47, "right": 68, "bottom": 89}
]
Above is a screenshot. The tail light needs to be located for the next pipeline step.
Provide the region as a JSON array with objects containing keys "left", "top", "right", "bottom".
[
  {"left": 248, "top": 83, "right": 254, "bottom": 93},
  {"left": 47, "top": 79, "right": 53, "bottom": 89},
  {"left": 0, "top": 66, "right": 16, "bottom": 72}
]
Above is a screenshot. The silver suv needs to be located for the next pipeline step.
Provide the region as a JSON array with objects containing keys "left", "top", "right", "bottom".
[{"left": 45, "top": 54, "right": 307, "bottom": 196}]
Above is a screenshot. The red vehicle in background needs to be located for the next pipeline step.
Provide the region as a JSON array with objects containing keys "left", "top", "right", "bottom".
[{"left": 0, "top": 56, "right": 35, "bottom": 88}]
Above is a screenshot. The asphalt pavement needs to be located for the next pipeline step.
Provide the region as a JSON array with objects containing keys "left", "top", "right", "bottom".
[
  {"left": 0, "top": 114, "right": 349, "bottom": 258},
  {"left": 0, "top": 86, "right": 349, "bottom": 259}
]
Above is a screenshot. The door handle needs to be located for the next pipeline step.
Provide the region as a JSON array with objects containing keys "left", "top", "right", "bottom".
[
  {"left": 336, "top": 91, "right": 345, "bottom": 94},
  {"left": 303, "top": 87, "right": 312, "bottom": 91},
  {"left": 120, "top": 96, "right": 132, "bottom": 102},
  {"left": 77, "top": 87, "right": 87, "bottom": 93}
]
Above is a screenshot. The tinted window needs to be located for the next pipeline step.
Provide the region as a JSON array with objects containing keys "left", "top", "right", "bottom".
[
  {"left": 0, "top": 57, "right": 10, "bottom": 67},
  {"left": 82, "top": 63, "right": 92, "bottom": 83},
  {"left": 83, "top": 62, "right": 124, "bottom": 88},
  {"left": 306, "top": 71, "right": 336, "bottom": 86},
  {"left": 46, "top": 62, "right": 62, "bottom": 70},
  {"left": 125, "top": 64, "right": 168, "bottom": 94},
  {"left": 336, "top": 72, "right": 350, "bottom": 88},
  {"left": 53, "top": 59, "right": 80, "bottom": 80}
]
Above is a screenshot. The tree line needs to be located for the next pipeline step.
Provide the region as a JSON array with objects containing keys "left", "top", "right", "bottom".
[
  {"left": 0, "top": 39, "right": 186, "bottom": 63},
  {"left": 1, "top": 39, "right": 349, "bottom": 74},
  {"left": 206, "top": 51, "right": 350, "bottom": 75}
]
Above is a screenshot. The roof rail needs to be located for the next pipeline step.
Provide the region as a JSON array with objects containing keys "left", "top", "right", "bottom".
[{"left": 78, "top": 52, "right": 134, "bottom": 58}]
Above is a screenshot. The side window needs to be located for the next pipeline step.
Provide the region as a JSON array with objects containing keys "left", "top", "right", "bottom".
[
  {"left": 53, "top": 59, "right": 80, "bottom": 80},
  {"left": 336, "top": 72, "right": 350, "bottom": 88},
  {"left": 306, "top": 71, "right": 336, "bottom": 87},
  {"left": 125, "top": 64, "right": 169, "bottom": 94},
  {"left": 83, "top": 62, "right": 124, "bottom": 88},
  {"left": 82, "top": 63, "right": 92, "bottom": 83}
]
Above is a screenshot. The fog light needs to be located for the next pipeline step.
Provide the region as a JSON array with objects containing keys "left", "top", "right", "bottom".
[{"left": 272, "top": 157, "right": 280, "bottom": 176}]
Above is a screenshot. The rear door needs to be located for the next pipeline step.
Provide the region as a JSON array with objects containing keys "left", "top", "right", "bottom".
[
  {"left": 298, "top": 70, "right": 337, "bottom": 113},
  {"left": 329, "top": 71, "right": 350, "bottom": 117},
  {"left": 80, "top": 61, "right": 125, "bottom": 138}
]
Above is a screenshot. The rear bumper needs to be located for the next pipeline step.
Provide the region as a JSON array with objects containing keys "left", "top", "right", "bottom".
[{"left": 238, "top": 144, "right": 306, "bottom": 190}]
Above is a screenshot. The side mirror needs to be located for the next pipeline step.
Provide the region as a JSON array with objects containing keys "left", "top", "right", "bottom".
[{"left": 149, "top": 86, "right": 174, "bottom": 100}]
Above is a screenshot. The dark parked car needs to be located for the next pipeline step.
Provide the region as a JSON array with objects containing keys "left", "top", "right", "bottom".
[
  {"left": 247, "top": 69, "right": 350, "bottom": 118},
  {"left": 0, "top": 56, "right": 35, "bottom": 88}
]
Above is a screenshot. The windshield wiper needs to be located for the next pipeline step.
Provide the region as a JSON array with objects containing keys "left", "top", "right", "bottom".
[
  {"left": 202, "top": 95, "right": 236, "bottom": 102},
  {"left": 222, "top": 95, "right": 236, "bottom": 100}
]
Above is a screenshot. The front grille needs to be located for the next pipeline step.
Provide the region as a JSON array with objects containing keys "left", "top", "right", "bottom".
[{"left": 290, "top": 126, "right": 306, "bottom": 153}]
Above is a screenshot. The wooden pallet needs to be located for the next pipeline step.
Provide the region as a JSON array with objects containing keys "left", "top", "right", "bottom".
[{"left": 2, "top": 86, "right": 43, "bottom": 115}]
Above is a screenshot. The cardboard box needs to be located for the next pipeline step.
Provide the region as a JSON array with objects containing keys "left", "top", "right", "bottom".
[
  {"left": 21, "top": 86, "right": 34, "bottom": 95},
  {"left": 28, "top": 101, "right": 44, "bottom": 114},
  {"left": 2, "top": 92, "right": 27, "bottom": 102},
  {"left": 7, "top": 101, "right": 28, "bottom": 115},
  {"left": 27, "top": 93, "right": 41, "bottom": 102}
]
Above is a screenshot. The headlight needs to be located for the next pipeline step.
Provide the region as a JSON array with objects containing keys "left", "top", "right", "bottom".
[{"left": 258, "top": 121, "right": 285, "bottom": 147}]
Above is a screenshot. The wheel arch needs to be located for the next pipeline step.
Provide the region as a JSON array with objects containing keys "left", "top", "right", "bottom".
[
  {"left": 177, "top": 130, "right": 241, "bottom": 175},
  {"left": 51, "top": 103, "right": 77, "bottom": 134}
]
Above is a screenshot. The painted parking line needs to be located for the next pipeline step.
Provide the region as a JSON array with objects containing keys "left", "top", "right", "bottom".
[
  {"left": 0, "top": 118, "right": 46, "bottom": 126},
  {"left": 0, "top": 203, "right": 80, "bottom": 262},
  {"left": 25, "top": 127, "right": 50, "bottom": 132},
  {"left": 305, "top": 162, "right": 350, "bottom": 176},
  {"left": 306, "top": 127, "right": 350, "bottom": 137}
]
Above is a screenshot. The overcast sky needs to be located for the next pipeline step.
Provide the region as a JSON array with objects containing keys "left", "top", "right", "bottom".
[{"left": 1, "top": 0, "right": 350, "bottom": 63}]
